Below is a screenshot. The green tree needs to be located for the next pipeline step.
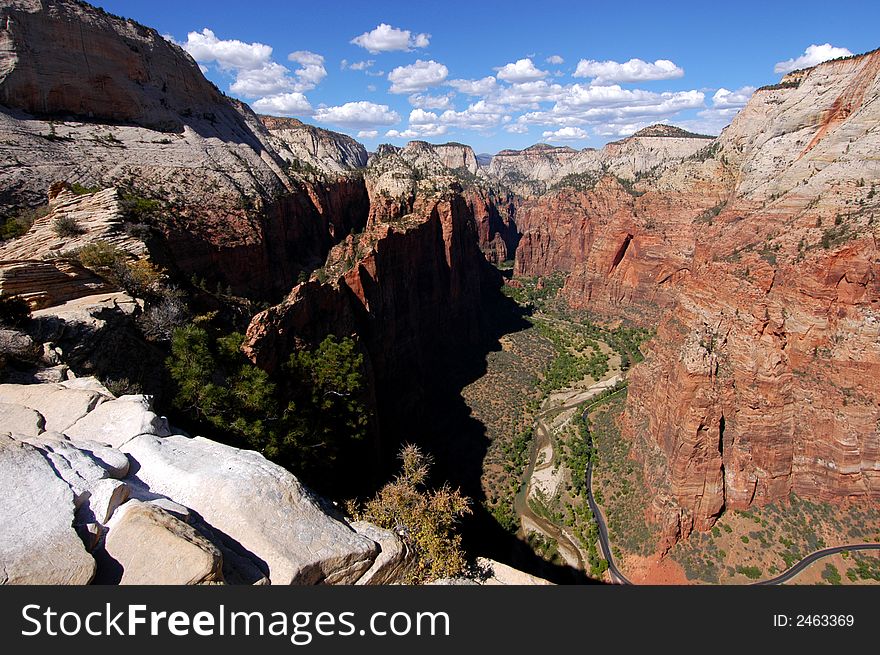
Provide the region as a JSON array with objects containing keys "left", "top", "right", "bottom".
[
  {"left": 166, "top": 327, "right": 369, "bottom": 483},
  {"left": 821, "top": 563, "right": 842, "bottom": 585},
  {"left": 167, "top": 326, "right": 276, "bottom": 446},
  {"left": 279, "top": 334, "right": 370, "bottom": 471}
]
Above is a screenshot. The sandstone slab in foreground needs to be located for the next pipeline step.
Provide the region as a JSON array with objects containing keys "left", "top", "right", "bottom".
[
  {"left": 102, "top": 500, "right": 223, "bottom": 585},
  {"left": 0, "top": 434, "right": 95, "bottom": 584},
  {"left": 122, "top": 434, "right": 379, "bottom": 584}
]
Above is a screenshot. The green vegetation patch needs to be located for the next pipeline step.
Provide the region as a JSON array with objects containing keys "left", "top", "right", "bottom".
[
  {"left": 167, "top": 328, "right": 370, "bottom": 483},
  {"left": 588, "top": 391, "right": 657, "bottom": 558}
]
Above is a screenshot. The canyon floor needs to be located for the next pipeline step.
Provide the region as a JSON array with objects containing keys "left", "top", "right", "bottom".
[{"left": 460, "top": 268, "right": 880, "bottom": 584}]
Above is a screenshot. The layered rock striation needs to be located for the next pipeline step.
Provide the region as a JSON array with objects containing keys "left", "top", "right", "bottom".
[
  {"left": 487, "top": 125, "right": 713, "bottom": 195},
  {"left": 0, "top": 377, "right": 411, "bottom": 585},
  {"left": 508, "top": 51, "right": 880, "bottom": 546}
]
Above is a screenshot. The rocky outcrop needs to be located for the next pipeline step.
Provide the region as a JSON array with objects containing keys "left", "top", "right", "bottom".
[
  {"left": 102, "top": 500, "right": 224, "bottom": 585},
  {"left": 486, "top": 126, "right": 712, "bottom": 195},
  {"left": 0, "top": 433, "right": 96, "bottom": 584},
  {"left": 8, "top": 290, "right": 168, "bottom": 395},
  {"left": 244, "top": 167, "right": 500, "bottom": 444},
  {"left": 506, "top": 51, "right": 880, "bottom": 545},
  {"left": 260, "top": 115, "right": 367, "bottom": 173},
  {"left": 0, "top": 259, "right": 116, "bottom": 310},
  {"left": 0, "top": 186, "right": 147, "bottom": 262},
  {"left": 475, "top": 557, "right": 553, "bottom": 585},
  {"left": 0, "top": 185, "right": 147, "bottom": 309},
  {"left": 489, "top": 144, "right": 587, "bottom": 195},
  {"left": 428, "top": 142, "right": 479, "bottom": 176},
  {"left": 122, "top": 432, "right": 379, "bottom": 585},
  {"left": 65, "top": 394, "right": 171, "bottom": 448},
  {"left": 369, "top": 140, "right": 480, "bottom": 180},
  {"left": 0, "top": 378, "right": 414, "bottom": 585},
  {"left": 351, "top": 521, "right": 412, "bottom": 585}
]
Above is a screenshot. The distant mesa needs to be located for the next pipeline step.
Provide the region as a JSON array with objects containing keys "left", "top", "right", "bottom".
[{"left": 628, "top": 124, "right": 715, "bottom": 139}]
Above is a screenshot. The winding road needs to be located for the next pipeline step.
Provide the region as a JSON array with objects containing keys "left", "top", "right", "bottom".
[
  {"left": 578, "top": 403, "right": 880, "bottom": 586},
  {"left": 754, "top": 544, "right": 880, "bottom": 585},
  {"left": 512, "top": 318, "right": 880, "bottom": 586}
]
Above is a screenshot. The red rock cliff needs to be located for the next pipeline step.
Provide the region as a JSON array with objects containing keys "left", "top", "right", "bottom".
[
  {"left": 511, "top": 50, "right": 880, "bottom": 545},
  {"left": 244, "top": 179, "right": 499, "bottom": 437}
]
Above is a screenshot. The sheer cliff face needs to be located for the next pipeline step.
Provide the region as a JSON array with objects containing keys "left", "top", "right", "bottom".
[
  {"left": 260, "top": 116, "right": 368, "bottom": 173},
  {"left": 0, "top": 0, "right": 371, "bottom": 299},
  {"left": 626, "top": 51, "right": 880, "bottom": 544},
  {"left": 0, "top": 0, "right": 233, "bottom": 132},
  {"left": 512, "top": 165, "right": 728, "bottom": 323},
  {"left": 244, "top": 168, "right": 499, "bottom": 436},
  {"left": 511, "top": 51, "right": 880, "bottom": 545}
]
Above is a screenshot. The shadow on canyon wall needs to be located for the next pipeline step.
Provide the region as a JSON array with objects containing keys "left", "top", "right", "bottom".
[{"left": 411, "top": 276, "right": 597, "bottom": 585}]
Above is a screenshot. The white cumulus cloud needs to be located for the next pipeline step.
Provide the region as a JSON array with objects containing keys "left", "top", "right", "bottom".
[
  {"left": 288, "top": 50, "right": 327, "bottom": 89},
  {"left": 181, "top": 28, "right": 326, "bottom": 101},
  {"left": 573, "top": 58, "right": 684, "bottom": 84},
  {"left": 447, "top": 76, "right": 498, "bottom": 96},
  {"left": 495, "top": 58, "right": 548, "bottom": 83},
  {"left": 546, "top": 55, "right": 564, "bottom": 65},
  {"left": 437, "top": 100, "right": 505, "bottom": 131},
  {"left": 357, "top": 130, "right": 379, "bottom": 139},
  {"left": 314, "top": 101, "right": 400, "bottom": 128},
  {"left": 385, "top": 109, "right": 450, "bottom": 138},
  {"left": 252, "top": 92, "right": 313, "bottom": 116},
  {"left": 494, "top": 80, "right": 565, "bottom": 108},
  {"left": 773, "top": 43, "right": 853, "bottom": 74},
  {"left": 388, "top": 60, "right": 449, "bottom": 94},
  {"left": 182, "top": 28, "right": 272, "bottom": 71},
  {"left": 351, "top": 23, "right": 430, "bottom": 53},
  {"left": 408, "top": 93, "right": 455, "bottom": 110},
  {"left": 516, "top": 84, "right": 705, "bottom": 137},
  {"left": 593, "top": 122, "right": 653, "bottom": 137},
  {"left": 712, "top": 86, "right": 756, "bottom": 108},
  {"left": 542, "top": 126, "right": 589, "bottom": 141},
  {"left": 230, "top": 62, "right": 297, "bottom": 97}
]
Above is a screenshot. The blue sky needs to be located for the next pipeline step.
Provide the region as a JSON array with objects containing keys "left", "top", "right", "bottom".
[{"left": 96, "top": 0, "right": 880, "bottom": 153}]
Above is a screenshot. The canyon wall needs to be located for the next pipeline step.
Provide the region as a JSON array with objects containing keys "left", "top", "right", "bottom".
[
  {"left": 510, "top": 51, "right": 880, "bottom": 545},
  {"left": 244, "top": 164, "right": 501, "bottom": 445},
  {"left": 488, "top": 125, "right": 713, "bottom": 195},
  {"left": 0, "top": 0, "right": 372, "bottom": 299},
  {"left": 260, "top": 116, "right": 368, "bottom": 172}
]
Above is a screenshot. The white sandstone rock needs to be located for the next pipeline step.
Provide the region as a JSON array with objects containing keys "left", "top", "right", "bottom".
[
  {"left": 0, "top": 435, "right": 95, "bottom": 584},
  {"left": 65, "top": 395, "right": 170, "bottom": 448},
  {"left": 121, "top": 434, "right": 378, "bottom": 584},
  {"left": 0, "top": 402, "right": 45, "bottom": 436},
  {"left": 86, "top": 478, "right": 130, "bottom": 524},
  {"left": 351, "top": 521, "right": 413, "bottom": 585},
  {"left": 67, "top": 439, "right": 130, "bottom": 479},
  {"left": 0, "top": 383, "right": 107, "bottom": 432},
  {"left": 102, "top": 500, "right": 223, "bottom": 585}
]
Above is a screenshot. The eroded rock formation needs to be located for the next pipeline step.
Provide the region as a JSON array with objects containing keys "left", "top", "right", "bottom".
[
  {"left": 0, "top": 377, "right": 409, "bottom": 585},
  {"left": 509, "top": 51, "right": 880, "bottom": 546}
]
